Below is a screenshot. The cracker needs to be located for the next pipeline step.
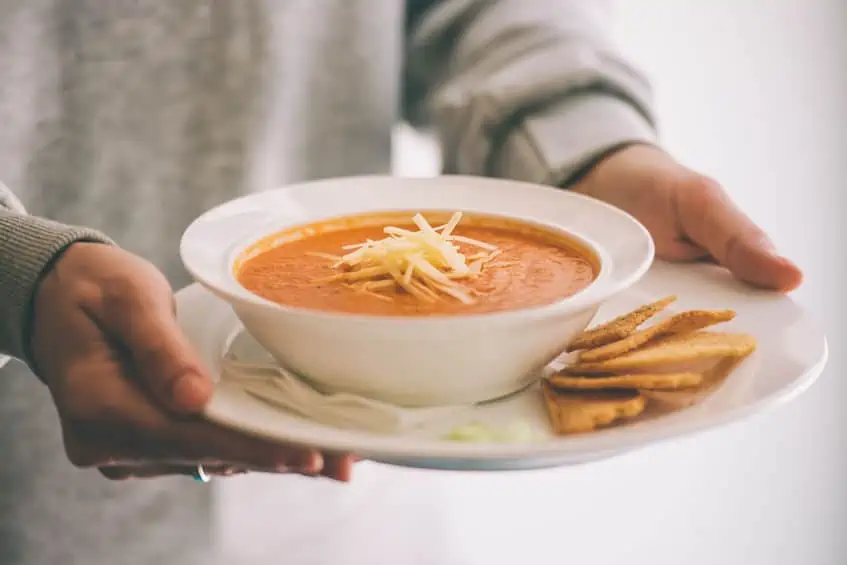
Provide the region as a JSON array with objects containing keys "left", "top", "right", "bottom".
[
  {"left": 577, "top": 309, "right": 736, "bottom": 362},
  {"left": 641, "top": 355, "right": 748, "bottom": 409},
  {"left": 541, "top": 381, "right": 646, "bottom": 434},
  {"left": 548, "top": 371, "right": 703, "bottom": 391},
  {"left": 565, "top": 331, "right": 757, "bottom": 374},
  {"left": 566, "top": 295, "right": 677, "bottom": 352}
]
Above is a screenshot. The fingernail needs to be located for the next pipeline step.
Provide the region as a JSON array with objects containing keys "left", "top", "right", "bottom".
[{"left": 171, "top": 372, "right": 212, "bottom": 409}]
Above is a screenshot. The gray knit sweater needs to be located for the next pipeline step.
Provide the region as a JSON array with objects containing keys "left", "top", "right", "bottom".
[{"left": 0, "top": 1, "right": 655, "bottom": 563}]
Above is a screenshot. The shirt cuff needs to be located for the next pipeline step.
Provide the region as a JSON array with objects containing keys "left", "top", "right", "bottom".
[
  {"left": 492, "top": 93, "right": 658, "bottom": 187},
  {"left": 0, "top": 212, "right": 114, "bottom": 364}
]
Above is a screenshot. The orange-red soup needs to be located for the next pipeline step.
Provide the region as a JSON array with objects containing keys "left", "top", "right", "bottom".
[{"left": 236, "top": 216, "right": 597, "bottom": 316}]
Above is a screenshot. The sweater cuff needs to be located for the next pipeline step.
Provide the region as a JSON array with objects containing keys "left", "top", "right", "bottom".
[
  {"left": 0, "top": 212, "right": 114, "bottom": 364},
  {"left": 492, "top": 93, "right": 657, "bottom": 187}
]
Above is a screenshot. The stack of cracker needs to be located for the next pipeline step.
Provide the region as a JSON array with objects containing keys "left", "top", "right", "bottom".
[{"left": 543, "top": 296, "right": 757, "bottom": 435}]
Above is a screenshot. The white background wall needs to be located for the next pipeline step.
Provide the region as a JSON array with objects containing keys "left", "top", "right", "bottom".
[
  {"left": 220, "top": 2, "right": 846, "bottom": 563},
  {"left": 396, "top": 1, "right": 846, "bottom": 563}
]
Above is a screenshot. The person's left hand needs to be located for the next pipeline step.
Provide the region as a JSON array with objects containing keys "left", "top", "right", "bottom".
[{"left": 572, "top": 144, "right": 803, "bottom": 292}]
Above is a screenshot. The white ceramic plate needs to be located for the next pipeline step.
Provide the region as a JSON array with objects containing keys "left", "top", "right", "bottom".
[{"left": 181, "top": 260, "right": 827, "bottom": 471}]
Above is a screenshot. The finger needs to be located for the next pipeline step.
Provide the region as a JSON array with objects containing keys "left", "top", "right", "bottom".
[
  {"left": 95, "top": 282, "right": 213, "bottom": 414},
  {"left": 680, "top": 178, "right": 804, "bottom": 291},
  {"left": 161, "top": 420, "right": 325, "bottom": 475},
  {"left": 67, "top": 359, "right": 325, "bottom": 474},
  {"left": 118, "top": 387, "right": 325, "bottom": 473},
  {"left": 99, "top": 463, "right": 246, "bottom": 480},
  {"left": 321, "top": 453, "right": 356, "bottom": 483},
  {"left": 97, "top": 460, "right": 337, "bottom": 480}
]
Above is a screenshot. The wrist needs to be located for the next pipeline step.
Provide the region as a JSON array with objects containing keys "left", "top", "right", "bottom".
[
  {"left": 491, "top": 93, "right": 657, "bottom": 188},
  {"left": 561, "top": 141, "right": 655, "bottom": 189},
  {"left": 0, "top": 213, "right": 114, "bottom": 366},
  {"left": 568, "top": 143, "right": 683, "bottom": 207},
  {"left": 28, "top": 242, "right": 111, "bottom": 375}
]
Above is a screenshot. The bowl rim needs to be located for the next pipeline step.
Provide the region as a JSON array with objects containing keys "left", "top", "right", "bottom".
[
  {"left": 180, "top": 175, "right": 655, "bottom": 326},
  {"left": 222, "top": 208, "right": 615, "bottom": 323}
]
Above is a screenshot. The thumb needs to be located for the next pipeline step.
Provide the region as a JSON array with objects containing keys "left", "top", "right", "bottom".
[
  {"left": 722, "top": 234, "right": 803, "bottom": 292},
  {"left": 681, "top": 178, "right": 804, "bottom": 292},
  {"left": 96, "top": 280, "right": 214, "bottom": 415}
]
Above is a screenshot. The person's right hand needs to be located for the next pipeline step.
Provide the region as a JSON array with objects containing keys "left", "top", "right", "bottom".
[{"left": 30, "top": 242, "right": 354, "bottom": 482}]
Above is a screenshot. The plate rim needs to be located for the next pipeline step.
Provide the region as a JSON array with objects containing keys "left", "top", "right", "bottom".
[{"left": 185, "top": 264, "right": 828, "bottom": 465}]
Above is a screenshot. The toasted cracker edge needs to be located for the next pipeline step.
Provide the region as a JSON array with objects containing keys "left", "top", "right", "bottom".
[
  {"left": 566, "top": 295, "right": 677, "bottom": 352},
  {"left": 577, "top": 309, "right": 736, "bottom": 363},
  {"left": 565, "top": 332, "right": 757, "bottom": 374},
  {"left": 548, "top": 371, "right": 703, "bottom": 391}
]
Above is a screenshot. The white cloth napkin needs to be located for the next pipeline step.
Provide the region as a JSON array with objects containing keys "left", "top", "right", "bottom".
[{"left": 220, "top": 330, "right": 467, "bottom": 434}]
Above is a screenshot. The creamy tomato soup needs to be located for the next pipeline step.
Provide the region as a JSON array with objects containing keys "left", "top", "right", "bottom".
[{"left": 235, "top": 212, "right": 598, "bottom": 316}]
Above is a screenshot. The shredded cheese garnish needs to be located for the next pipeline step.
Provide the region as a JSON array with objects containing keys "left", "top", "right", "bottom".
[{"left": 314, "top": 212, "right": 502, "bottom": 304}]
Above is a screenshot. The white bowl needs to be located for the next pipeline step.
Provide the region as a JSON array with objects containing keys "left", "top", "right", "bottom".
[{"left": 180, "top": 175, "right": 654, "bottom": 407}]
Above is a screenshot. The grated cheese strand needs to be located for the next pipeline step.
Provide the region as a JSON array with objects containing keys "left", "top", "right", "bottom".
[{"left": 315, "top": 212, "right": 507, "bottom": 304}]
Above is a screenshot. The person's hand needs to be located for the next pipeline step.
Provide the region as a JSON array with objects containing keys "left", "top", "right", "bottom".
[
  {"left": 30, "top": 242, "right": 354, "bottom": 482},
  {"left": 573, "top": 144, "right": 803, "bottom": 292}
]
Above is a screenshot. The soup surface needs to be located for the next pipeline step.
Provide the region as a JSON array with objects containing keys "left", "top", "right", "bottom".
[{"left": 236, "top": 214, "right": 597, "bottom": 316}]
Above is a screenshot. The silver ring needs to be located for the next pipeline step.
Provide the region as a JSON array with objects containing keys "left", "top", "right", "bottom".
[{"left": 192, "top": 464, "right": 211, "bottom": 483}]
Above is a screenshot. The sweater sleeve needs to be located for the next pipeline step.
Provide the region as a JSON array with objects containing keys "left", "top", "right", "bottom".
[
  {"left": 0, "top": 181, "right": 113, "bottom": 363},
  {"left": 404, "top": 0, "right": 658, "bottom": 186}
]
